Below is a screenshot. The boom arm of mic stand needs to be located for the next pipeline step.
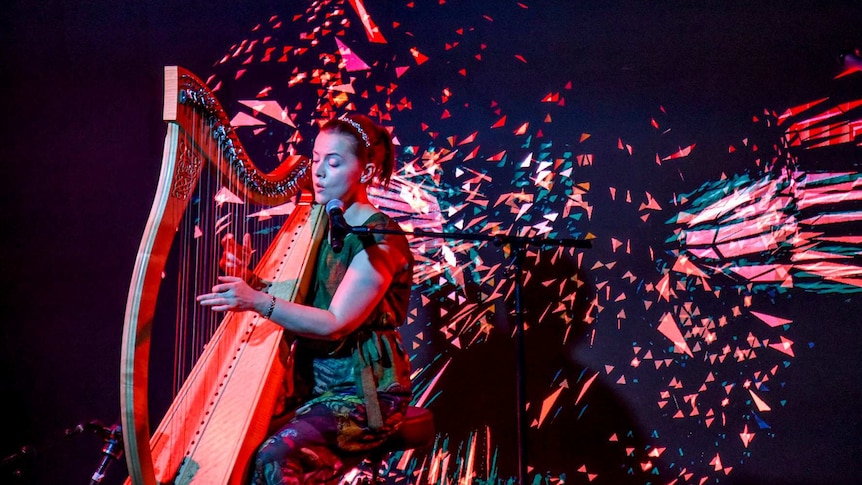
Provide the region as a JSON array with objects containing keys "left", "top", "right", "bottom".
[{"left": 349, "top": 226, "right": 593, "bottom": 249}]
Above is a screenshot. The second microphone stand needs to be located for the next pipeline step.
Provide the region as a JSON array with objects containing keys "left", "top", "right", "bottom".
[{"left": 346, "top": 223, "right": 592, "bottom": 485}]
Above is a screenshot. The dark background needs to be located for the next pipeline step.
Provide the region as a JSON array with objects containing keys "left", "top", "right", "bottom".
[{"left": 3, "top": 1, "right": 862, "bottom": 484}]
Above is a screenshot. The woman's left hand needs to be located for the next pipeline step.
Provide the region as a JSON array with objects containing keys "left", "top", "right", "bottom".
[
  {"left": 197, "top": 276, "right": 266, "bottom": 313},
  {"left": 219, "top": 233, "right": 254, "bottom": 279}
]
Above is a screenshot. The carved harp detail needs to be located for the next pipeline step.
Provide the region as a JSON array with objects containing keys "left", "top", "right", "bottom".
[
  {"left": 171, "top": 139, "right": 202, "bottom": 200},
  {"left": 120, "top": 66, "right": 322, "bottom": 485}
]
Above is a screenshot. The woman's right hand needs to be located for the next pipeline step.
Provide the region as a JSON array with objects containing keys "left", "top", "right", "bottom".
[{"left": 220, "top": 233, "right": 254, "bottom": 279}]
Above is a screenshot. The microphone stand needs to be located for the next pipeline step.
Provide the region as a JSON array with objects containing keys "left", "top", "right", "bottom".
[
  {"left": 348, "top": 224, "right": 591, "bottom": 485},
  {"left": 1, "top": 419, "right": 123, "bottom": 485}
]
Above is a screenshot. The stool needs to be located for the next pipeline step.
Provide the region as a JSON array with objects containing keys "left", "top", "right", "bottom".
[{"left": 365, "top": 406, "right": 435, "bottom": 484}]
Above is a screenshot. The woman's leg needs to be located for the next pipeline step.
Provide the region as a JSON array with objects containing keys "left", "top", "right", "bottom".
[
  {"left": 250, "top": 395, "right": 409, "bottom": 485},
  {"left": 251, "top": 412, "right": 345, "bottom": 485}
]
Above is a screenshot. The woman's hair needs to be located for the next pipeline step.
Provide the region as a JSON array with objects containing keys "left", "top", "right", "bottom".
[{"left": 319, "top": 114, "right": 396, "bottom": 188}]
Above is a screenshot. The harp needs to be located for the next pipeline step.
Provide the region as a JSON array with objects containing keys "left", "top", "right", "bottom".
[{"left": 120, "top": 66, "right": 324, "bottom": 484}]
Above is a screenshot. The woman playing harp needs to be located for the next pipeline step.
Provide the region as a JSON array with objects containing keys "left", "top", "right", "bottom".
[{"left": 197, "top": 113, "right": 414, "bottom": 485}]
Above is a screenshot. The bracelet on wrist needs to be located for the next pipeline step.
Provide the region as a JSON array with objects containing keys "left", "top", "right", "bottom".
[{"left": 262, "top": 295, "right": 277, "bottom": 319}]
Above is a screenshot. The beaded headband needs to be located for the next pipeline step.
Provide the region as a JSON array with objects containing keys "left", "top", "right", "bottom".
[{"left": 339, "top": 114, "right": 370, "bottom": 148}]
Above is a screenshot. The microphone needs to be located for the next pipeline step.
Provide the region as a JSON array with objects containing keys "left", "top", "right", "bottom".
[
  {"left": 89, "top": 424, "right": 123, "bottom": 485},
  {"left": 325, "top": 199, "right": 351, "bottom": 253}
]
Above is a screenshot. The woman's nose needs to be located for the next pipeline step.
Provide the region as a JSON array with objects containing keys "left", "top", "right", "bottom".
[{"left": 313, "top": 163, "right": 324, "bottom": 179}]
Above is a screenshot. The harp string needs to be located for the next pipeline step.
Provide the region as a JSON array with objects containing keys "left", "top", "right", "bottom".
[{"left": 155, "top": 114, "right": 286, "bottom": 432}]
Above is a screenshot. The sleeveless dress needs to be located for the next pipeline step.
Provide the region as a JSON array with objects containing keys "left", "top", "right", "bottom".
[{"left": 251, "top": 211, "right": 414, "bottom": 485}]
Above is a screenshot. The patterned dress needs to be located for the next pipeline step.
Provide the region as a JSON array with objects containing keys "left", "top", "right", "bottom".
[{"left": 251, "top": 211, "right": 414, "bottom": 485}]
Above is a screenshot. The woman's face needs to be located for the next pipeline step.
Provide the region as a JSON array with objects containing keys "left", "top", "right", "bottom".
[{"left": 311, "top": 131, "right": 367, "bottom": 206}]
